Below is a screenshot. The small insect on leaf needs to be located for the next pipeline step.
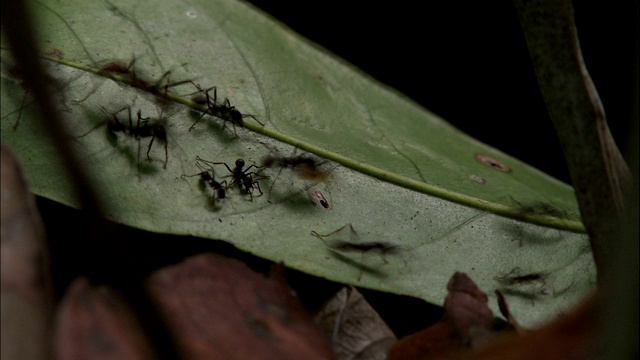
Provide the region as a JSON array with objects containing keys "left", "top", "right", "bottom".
[
  {"left": 311, "top": 224, "right": 400, "bottom": 263},
  {"left": 308, "top": 188, "right": 331, "bottom": 210},
  {"left": 493, "top": 267, "right": 546, "bottom": 286},
  {"left": 262, "top": 154, "right": 331, "bottom": 182}
]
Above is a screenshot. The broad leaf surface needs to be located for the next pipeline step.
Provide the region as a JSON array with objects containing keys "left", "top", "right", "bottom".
[{"left": 0, "top": 0, "right": 595, "bottom": 326}]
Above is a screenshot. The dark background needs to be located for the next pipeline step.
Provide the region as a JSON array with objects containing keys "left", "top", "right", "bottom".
[{"left": 246, "top": 1, "right": 638, "bottom": 184}]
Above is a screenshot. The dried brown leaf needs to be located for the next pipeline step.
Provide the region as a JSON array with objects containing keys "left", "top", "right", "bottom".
[
  {"left": 314, "top": 286, "right": 396, "bottom": 360},
  {"left": 54, "top": 277, "right": 155, "bottom": 360},
  {"left": 389, "top": 272, "right": 509, "bottom": 360},
  {"left": 463, "top": 295, "right": 599, "bottom": 360},
  {"left": 443, "top": 272, "right": 495, "bottom": 348},
  {"left": 147, "top": 253, "right": 335, "bottom": 360}
]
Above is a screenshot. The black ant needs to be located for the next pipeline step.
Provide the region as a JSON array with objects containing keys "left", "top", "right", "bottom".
[
  {"left": 261, "top": 153, "right": 330, "bottom": 182},
  {"left": 77, "top": 107, "right": 168, "bottom": 176},
  {"left": 96, "top": 57, "right": 185, "bottom": 96},
  {"left": 187, "top": 84, "right": 264, "bottom": 135},
  {"left": 181, "top": 158, "right": 227, "bottom": 206},
  {"left": 76, "top": 58, "right": 192, "bottom": 107},
  {"left": 199, "top": 158, "right": 268, "bottom": 201}
]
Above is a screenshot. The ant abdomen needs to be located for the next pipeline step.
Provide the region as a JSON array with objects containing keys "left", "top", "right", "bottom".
[{"left": 181, "top": 159, "right": 228, "bottom": 206}]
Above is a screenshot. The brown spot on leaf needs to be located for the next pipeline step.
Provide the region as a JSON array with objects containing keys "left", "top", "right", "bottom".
[{"left": 475, "top": 154, "right": 511, "bottom": 173}]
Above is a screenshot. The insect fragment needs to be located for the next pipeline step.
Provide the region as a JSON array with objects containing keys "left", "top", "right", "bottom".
[
  {"left": 311, "top": 223, "right": 399, "bottom": 263},
  {"left": 262, "top": 153, "right": 330, "bottom": 182},
  {"left": 493, "top": 267, "right": 545, "bottom": 286},
  {"left": 308, "top": 188, "right": 331, "bottom": 210}
]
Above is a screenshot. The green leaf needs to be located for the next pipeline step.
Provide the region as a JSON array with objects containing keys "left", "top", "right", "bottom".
[{"left": 0, "top": 0, "right": 595, "bottom": 327}]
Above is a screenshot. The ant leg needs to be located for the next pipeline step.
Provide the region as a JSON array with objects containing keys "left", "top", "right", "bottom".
[
  {"left": 77, "top": 106, "right": 126, "bottom": 138},
  {"left": 230, "top": 121, "right": 238, "bottom": 136},
  {"left": 76, "top": 120, "right": 107, "bottom": 138},
  {"left": 188, "top": 112, "right": 206, "bottom": 131},
  {"left": 266, "top": 166, "right": 285, "bottom": 200},
  {"left": 154, "top": 70, "right": 172, "bottom": 88},
  {"left": 243, "top": 164, "right": 263, "bottom": 173},
  {"left": 210, "top": 161, "right": 235, "bottom": 175},
  {"left": 163, "top": 78, "right": 194, "bottom": 94},
  {"left": 72, "top": 84, "right": 101, "bottom": 105},
  {"left": 216, "top": 119, "right": 229, "bottom": 132},
  {"left": 162, "top": 141, "right": 168, "bottom": 169},
  {"left": 146, "top": 136, "right": 155, "bottom": 163},
  {"left": 136, "top": 138, "right": 142, "bottom": 181},
  {"left": 204, "top": 87, "right": 218, "bottom": 106},
  {"left": 316, "top": 223, "right": 357, "bottom": 238},
  {"left": 226, "top": 178, "right": 238, "bottom": 190},
  {"left": 252, "top": 179, "right": 264, "bottom": 197},
  {"left": 242, "top": 114, "right": 264, "bottom": 126},
  {"left": 180, "top": 171, "right": 205, "bottom": 180},
  {"left": 180, "top": 80, "right": 211, "bottom": 97}
]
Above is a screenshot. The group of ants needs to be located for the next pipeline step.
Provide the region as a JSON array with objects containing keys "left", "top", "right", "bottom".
[
  {"left": 19, "top": 58, "right": 574, "bottom": 273},
  {"left": 75, "top": 58, "right": 331, "bottom": 207}
]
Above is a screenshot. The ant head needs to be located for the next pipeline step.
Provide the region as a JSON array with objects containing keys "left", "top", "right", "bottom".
[{"left": 235, "top": 158, "right": 245, "bottom": 168}]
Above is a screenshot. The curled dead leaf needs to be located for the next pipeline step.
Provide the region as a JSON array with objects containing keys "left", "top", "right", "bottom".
[
  {"left": 54, "top": 277, "right": 155, "bottom": 360},
  {"left": 388, "top": 272, "right": 513, "bottom": 360},
  {"left": 314, "top": 286, "right": 397, "bottom": 360},
  {"left": 147, "top": 253, "right": 335, "bottom": 360}
]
